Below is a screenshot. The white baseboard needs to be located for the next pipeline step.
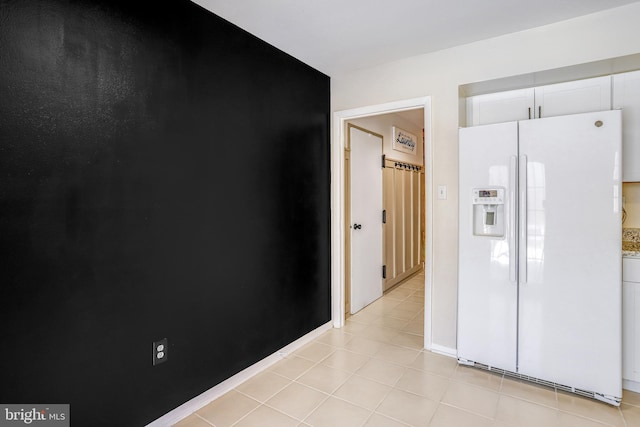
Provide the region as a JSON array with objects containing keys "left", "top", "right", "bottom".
[
  {"left": 624, "top": 379, "right": 640, "bottom": 393},
  {"left": 146, "top": 321, "right": 333, "bottom": 427},
  {"left": 429, "top": 343, "right": 457, "bottom": 358}
]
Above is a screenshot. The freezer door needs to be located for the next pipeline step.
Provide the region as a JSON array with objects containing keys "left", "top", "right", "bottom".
[
  {"left": 458, "top": 122, "right": 518, "bottom": 372},
  {"left": 518, "top": 110, "right": 622, "bottom": 398}
]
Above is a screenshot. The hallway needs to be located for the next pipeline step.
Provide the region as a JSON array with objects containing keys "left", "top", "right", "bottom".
[{"left": 174, "top": 272, "right": 640, "bottom": 426}]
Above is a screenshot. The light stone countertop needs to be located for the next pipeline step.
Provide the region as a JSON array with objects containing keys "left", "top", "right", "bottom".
[{"left": 623, "top": 228, "right": 640, "bottom": 258}]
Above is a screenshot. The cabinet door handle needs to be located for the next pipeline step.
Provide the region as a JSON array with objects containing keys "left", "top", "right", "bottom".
[
  {"left": 538, "top": 106, "right": 542, "bottom": 118},
  {"left": 528, "top": 107, "right": 531, "bottom": 120}
]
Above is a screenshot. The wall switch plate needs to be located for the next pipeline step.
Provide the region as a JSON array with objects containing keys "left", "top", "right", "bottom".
[
  {"left": 438, "top": 185, "right": 447, "bottom": 200},
  {"left": 153, "top": 338, "right": 168, "bottom": 366}
]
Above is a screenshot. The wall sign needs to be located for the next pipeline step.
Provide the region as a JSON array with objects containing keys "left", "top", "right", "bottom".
[{"left": 392, "top": 126, "right": 417, "bottom": 155}]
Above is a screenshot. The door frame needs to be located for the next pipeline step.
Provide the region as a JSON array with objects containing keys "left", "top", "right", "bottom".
[{"left": 331, "top": 96, "right": 434, "bottom": 350}]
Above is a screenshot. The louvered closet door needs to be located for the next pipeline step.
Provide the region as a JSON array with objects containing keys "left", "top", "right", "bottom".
[
  {"left": 404, "top": 169, "right": 413, "bottom": 272},
  {"left": 383, "top": 167, "right": 395, "bottom": 280},
  {"left": 394, "top": 167, "right": 405, "bottom": 277},
  {"left": 412, "top": 169, "right": 421, "bottom": 267},
  {"left": 384, "top": 161, "right": 424, "bottom": 289}
]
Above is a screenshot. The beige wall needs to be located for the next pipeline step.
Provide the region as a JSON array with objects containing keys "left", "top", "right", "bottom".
[
  {"left": 332, "top": 3, "right": 640, "bottom": 350},
  {"left": 349, "top": 112, "right": 424, "bottom": 166}
]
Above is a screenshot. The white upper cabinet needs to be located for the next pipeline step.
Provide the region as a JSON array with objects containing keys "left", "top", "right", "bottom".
[
  {"left": 466, "top": 89, "right": 534, "bottom": 126},
  {"left": 466, "top": 76, "right": 612, "bottom": 126},
  {"left": 614, "top": 70, "right": 640, "bottom": 182},
  {"left": 533, "top": 76, "right": 611, "bottom": 119}
]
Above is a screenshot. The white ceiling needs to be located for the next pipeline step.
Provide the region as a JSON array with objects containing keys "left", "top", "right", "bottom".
[{"left": 192, "top": 0, "right": 640, "bottom": 76}]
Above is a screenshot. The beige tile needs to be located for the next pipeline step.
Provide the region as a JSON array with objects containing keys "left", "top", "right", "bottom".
[
  {"left": 235, "top": 370, "right": 291, "bottom": 402},
  {"left": 356, "top": 358, "right": 406, "bottom": 386},
  {"left": 557, "top": 392, "right": 624, "bottom": 426},
  {"left": 321, "top": 348, "right": 370, "bottom": 373},
  {"left": 401, "top": 280, "right": 424, "bottom": 291},
  {"left": 366, "top": 297, "right": 402, "bottom": 313},
  {"left": 362, "top": 413, "right": 409, "bottom": 427},
  {"left": 495, "top": 395, "right": 559, "bottom": 427},
  {"left": 429, "top": 404, "right": 493, "bottom": 427},
  {"left": 372, "top": 316, "right": 409, "bottom": 330},
  {"left": 196, "top": 390, "right": 259, "bottom": 427},
  {"left": 621, "top": 402, "right": 640, "bottom": 426},
  {"left": 296, "top": 363, "right": 352, "bottom": 394},
  {"left": 333, "top": 375, "right": 392, "bottom": 410},
  {"left": 233, "top": 405, "right": 298, "bottom": 427},
  {"left": 390, "top": 331, "right": 425, "bottom": 350},
  {"left": 385, "top": 287, "right": 415, "bottom": 300},
  {"left": 304, "top": 396, "right": 372, "bottom": 427},
  {"left": 402, "top": 317, "right": 424, "bottom": 335},
  {"left": 500, "top": 377, "right": 558, "bottom": 408},
  {"left": 376, "top": 389, "right": 439, "bottom": 426},
  {"left": 386, "top": 307, "right": 418, "bottom": 321},
  {"left": 359, "top": 324, "right": 399, "bottom": 343},
  {"left": 171, "top": 414, "right": 212, "bottom": 427},
  {"left": 453, "top": 365, "right": 503, "bottom": 391},
  {"left": 623, "top": 389, "right": 640, "bottom": 407},
  {"left": 349, "top": 309, "right": 380, "bottom": 325},
  {"left": 373, "top": 343, "right": 420, "bottom": 366},
  {"left": 294, "top": 342, "right": 335, "bottom": 362},
  {"left": 557, "top": 411, "right": 615, "bottom": 427},
  {"left": 265, "top": 382, "right": 328, "bottom": 421},
  {"left": 442, "top": 380, "right": 500, "bottom": 418},
  {"left": 344, "top": 336, "right": 387, "bottom": 356},
  {"left": 394, "top": 368, "right": 450, "bottom": 401},
  {"left": 315, "top": 328, "right": 354, "bottom": 348},
  {"left": 410, "top": 351, "right": 458, "bottom": 377},
  {"left": 269, "top": 355, "right": 316, "bottom": 380},
  {"left": 407, "top": 294, "right": 425, "bottom": 304},
  {"left": 396, "top": 300, "right": 424, "bottom": 313},
  {"left": 342, "top": 319, "right": 369, "bottom": 334}
]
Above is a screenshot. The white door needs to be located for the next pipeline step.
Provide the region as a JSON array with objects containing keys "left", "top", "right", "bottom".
[
  {"left": 518, "top": 110, "right": 622, "bottom": 398},
  {"left": 350, "top": 126, "right": 383, "bottom": 314},
  {"left": 457, "top": 122, "right": 519, "bottom": 372}
]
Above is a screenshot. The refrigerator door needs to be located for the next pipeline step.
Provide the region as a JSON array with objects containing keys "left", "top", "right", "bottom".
[
  {"left": 518, "top": 110, "right": 622, "bottom": 398},
  {"left": 458, "top": 122, "right": 518, "bottom": 372}
]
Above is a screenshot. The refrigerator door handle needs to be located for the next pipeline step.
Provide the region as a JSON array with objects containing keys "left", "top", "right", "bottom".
[
  {"left": 519, "top": 155, "right": 527, "bottom": 284},
  {"left": 509, "top": 155, "right": 517, "bottom": 283}
]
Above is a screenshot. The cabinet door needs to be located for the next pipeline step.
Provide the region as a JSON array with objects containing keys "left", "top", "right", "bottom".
[
  {"left": 534, "top": 76, "right": 611, "bottom": 119},
  {"left": 466, "top": 88, "right": 534, "bottom": 126},
  {"left": 613, "top": 70, "right": 640, "bottom": 182},
  {"left": 623, "top": 280, "right": 640, "bottom": 382}
]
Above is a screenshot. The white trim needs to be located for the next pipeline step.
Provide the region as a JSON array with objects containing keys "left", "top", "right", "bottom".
[
  {"left": 624, "top": 379, "right": 640, "bottom": 393},
  {"left": 430, "top": 343, "right": 458, "bottom": 358},
  {"left": 146, "top": 321, "right": 333, "bottom": 427},
  {"left": 331, "top": 97, "right": 434, "bottom": 353}
]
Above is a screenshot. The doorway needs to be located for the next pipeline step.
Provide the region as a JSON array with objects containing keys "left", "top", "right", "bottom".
[{"left": 332, "top": 97, "right": 433, "bottom": 350}]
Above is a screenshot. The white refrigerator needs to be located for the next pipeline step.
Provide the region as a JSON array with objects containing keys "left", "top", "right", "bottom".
[{"left": 457, "top": 110, "right": 623, "bottom": 405}]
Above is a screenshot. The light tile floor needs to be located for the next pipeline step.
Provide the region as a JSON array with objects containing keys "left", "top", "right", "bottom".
[{"left": 174, "top": 271, "right": 640, "bottom": 426}]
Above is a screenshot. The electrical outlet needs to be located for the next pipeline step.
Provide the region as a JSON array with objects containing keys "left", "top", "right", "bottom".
[{"left": 153, "top": 338, "right": 168, "bottom": 366}]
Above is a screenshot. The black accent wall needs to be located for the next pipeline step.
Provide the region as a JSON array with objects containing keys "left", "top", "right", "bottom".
[{"left": 0, "top": 1, "right": 330, "bottom": 425}]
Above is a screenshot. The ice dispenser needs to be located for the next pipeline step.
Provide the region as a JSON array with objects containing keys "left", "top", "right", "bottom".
[{"left": 472, "top": 188, "right": 505, "bottom": 237}]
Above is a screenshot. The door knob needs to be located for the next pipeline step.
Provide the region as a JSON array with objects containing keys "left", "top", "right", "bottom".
[{"left": 353, "top": 224, "right": 362, "bottom": 230}]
